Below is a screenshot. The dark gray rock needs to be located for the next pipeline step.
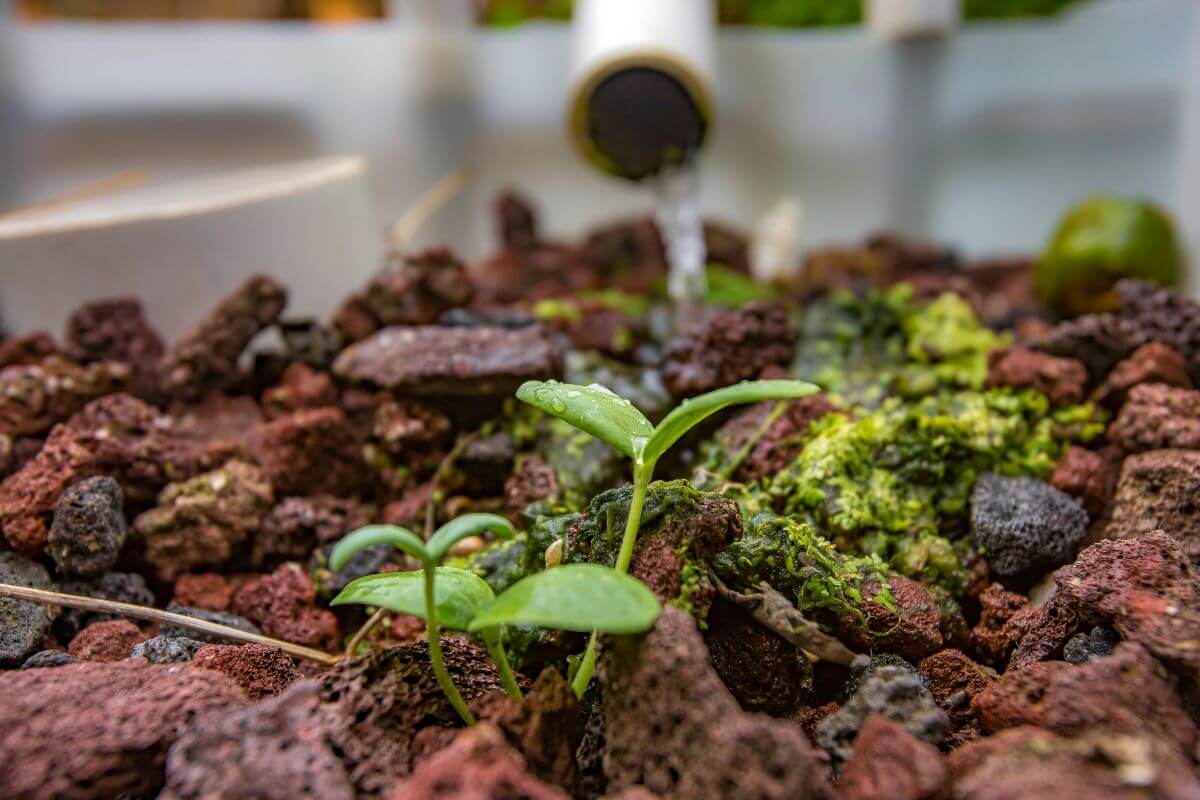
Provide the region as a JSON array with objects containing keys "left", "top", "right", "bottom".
[
  {"left": 21, "top": 650, "right": 77, "bottom": 669},
  {"left": 131, "top": 635, "right": 205, "bottom": 664},
  {"left": 0, "top": 552, "right": 52, "bottom": 665},
  {"left": 47, "top": 476, "right": 129, "bottom": 578},
  {"left": 969, "top": 473, "right": 1089, "bottom": 577},
  {"left": 1063, "top": 626, "right": 1121, "bottom": 664},
  {"left": 54, "top": 572, "right": 155, "bottom": 639}
]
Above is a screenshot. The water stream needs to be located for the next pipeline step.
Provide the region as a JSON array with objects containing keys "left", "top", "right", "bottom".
[{"left": 653, "top": 167, "right": 707, "bottom": 303}]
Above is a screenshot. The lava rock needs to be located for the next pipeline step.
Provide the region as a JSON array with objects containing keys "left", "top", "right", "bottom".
[
  {"left": 310, "top": 541, "right": 396, "bottom": 599},
  {"left": 232, "top": 564, "right": 340, "bottom": 650},
  {"left": 47, "top": 476, "right": 129, "bottom": 578},
  {"left": 834, "top": 575, "right": 945, "bottom": 663},
  {"left": 0, "top": 659, "right": 247, "bottom": 799},
  {"left": 258, "top": 495, "right": 374, "bottom": 566},
  {"left": 1105, "top": 449, "right": 1200, "bottom": 564},
  {"left": 1029, "top": 312, "right": 1139, "bottom": 381},
  {"left": 0, "top": 331, "right": 60, "bottom": 368},
  {"left": 1091, "top": 341, "right": 1191, "bottom": 410},
  {"left": 1063, "top": 625, "right": 1121, "bottom": 664},
  {"left": 68, "top": 619, "right": 145, "bottom": 663},
  {"left": 917, "top": 649, "right": 995, "bottom": 745},
  {"left": 705, "top": 394, "right": 841, "bottom": 483},
  {"left": 703, "top": 596, "right": 813, "bottom": 716},
  {"left": 1049, "top": 446, "right": 1122, "bottom": 518},
  {"left": 968, "top": 584, "right": 1038, "bottom": 668},
  {"left": 504, "top": 456, "right": 560, "bottom": 515},
  {"left": 160, "top": 602, "right": 262, "bottom": 644},
  {"left": 1005, "top": 590, "right": 1084, "bottom": 671},
  {"left": 1116, "top": 278, "right": 1200, "bottom": 383},
  {"left": 1108, "top": 383, "right": 1200, "bottom": 452},
  {"left": 172, "top": 572, "right": 234, "bottom": 611},
  {"left": 20, "top": 649, "right": 76, "bottom": 669},
  {"left": 969, "top": 474, "right": 1088, "bottom": 577},
  {"left": 192, "top": 643, "right": 302, "bottom": 700},
  {"left": 161, "top": 680, "right": 352, "bottom": 800},
  {"left": 344, "top": 247, "right": 474, "bottom": 338},
  {"left": 660, "top": 303, "right": 798, "bottom": 399},
  {"left": 158, "top": 275, "right": 287, "bottom": 400},
  {"left": 0, "top": 356, "right": 130, "bottom": 438},
  {"left": 132, "top": 635, "right": 205, "bottom": 664},
  {"left": 837, "top": 714, "right": 947, "bottom": 800},
  {"left": 0, "top": 552, "right": 52, "bottom": 665},
  {"left": 333, "top": 324, "right": 563, "bottom": 396},
  {"left": 260, "top": 362, "right": 337, "bottom": 420},
  {"left": 985, "top": 346, "right": 1088, "bottom": 405},
  {"left": 496, "top": 190, "right": 539, "bottom": 249},
  {"left": 53, "top": 571, "right": 155, "bottom": 639},
  {"left": 249, "top": 407, "right": 367, "bottom": 497},
  {"left": 65, "top": 297, "right": 165, "bottom": 399}
]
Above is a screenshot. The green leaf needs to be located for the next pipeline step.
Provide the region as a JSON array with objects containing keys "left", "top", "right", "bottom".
[
  {"left": 467, "top": 563, "right": 661, "bottom": 635},
  {"left": 330, "top": 567, "right": 495, "bottom": 631},
  {"left": 330, "top": 525, "right": 428, "bottom": 571},
  {"left": 427, "top": 513, "right": 516, "bottom": 564},
  {"left": 517, "top": 380, "right": 653, "bottom": 460},
  {"left": 642, "top": 379, "right": 819, "bottom": 464}
]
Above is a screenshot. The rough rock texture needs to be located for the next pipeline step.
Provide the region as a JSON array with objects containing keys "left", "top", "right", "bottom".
[
  {"left": 132, "top": 635, "right": 205, "bottom": 664},
  {"left": 0, "top": 551, "right": 52, "bottom": 665},
  {"left": 160, "top": 603, "right": 262, "bottom": 644},
  {"left": 65, "top": 297, "right": 165, "bottom": 398},
  {"left": 47, "top": 476, "right": 129, "bottom": 577},
  {"left": 1030, "top": 312, "right": 1139, "bottom": 381},
  {"left": 1005, "top": 590, "right": 1083, "bottom": 671},
  {"left": 969, "top": 585, "right": 1037, "bottom": 668},
  {"left": 318, "top": 638, "right": 510, "bottom": 796},
  {"left": 333, "top": 324, "right": 563, "bottom": 396},
  {"left": 703, "top": 597, "right": 812, "bottom": 716},
  {"left": 173, "top": 572, "right": 234, "bottom": 611},
  {"left": 21, "top": 649, "right": 76, "bottom": 669},
  {"left": 496, "top": 191, "right": 538, "bottom": 250},
  {"left": 707, "top": 394, "right": 841, "bottom": 483},
  {"left": 660, "top": 303, "right": 798, "bottom": 398},
  {"left": 917, "top": 649, "right": 996, "bottom": 745},
  {"left": 0, "top": 659, "right": 247, "bottom": 800},
  {"left": 1116, "top": 278, "right": 1200, "bottom": 383},
  {"left": 339, "top": 248, "right": 474, "bottom": 340},
  {"left": 250, "top": 407, "right": 366, "bottom": 497},
  {"left": 505, "top": 456, "right": 560, "bottom": 515},
  {"left": 1092, "top": 341, "right": 1191, "bottom": 410},
  {"left": 161, "top": 680, "right": 353, "bottom": 800},
  {"left": 136, "top": 460, "right": 274, "bottom": 579},
  {"left": 310, "top": 541, "right": 396, "bottom": 599},
  {"left": 260, "top": 362, "right": 337, "bottom": 419},
  {"left": 0, "top": 331, "right": 59, "bottom": 368},
  {"left": 985, "top": 346, "right": 1088, "bottom": 405},
  {"left": 68, "top": 619, "right": 144, "bottom": 662},
  {"left": 834, "top": 576, "right": 944, "bottom": 663},
  {"left": 372, "top": 398, "right": 452, "bottom": 453},
  {"left": 53, "top": 571, "right": 154, "bottom": 639},
  {"left": 1109, "top": 383, "right": 1200, "bottom": 453},
  {"left": 598, "top": 607, "right": 826, "bottom": 800},
  {"left": 1105, "top": 450, "right": 1200, "bottom": 564},
  {"left": 0, "top": 356, "right": 130, "bottom": 437},
  {"left": 159, "top": 275, "right": 287, "bottom": 399},
  {"left": 1049, "top": 446, "right": 1122, "bottom": 519},
  {"left": 387, "top": 723, "right": 569, "bottom": 800},
  {"left": 815, "top": 664, "right": 948, "bottom": 768},
  {"left": 1063, "top": 625, "right": 1120, "bottom": 664},
  {"left": 258, "top": 494, "right": 374, "bottom": 565},
  {"left": 969, "top": 474, "right": 1088, "bottom": 577},
  {"left": 232, "top": 564, "right": 340, "bottom": 650},
  {"left": 192, "top": 643, "right": 302, "bottom": 699},
  {"left": 837, "top": 714, "right": 946, "bottom": 800}
]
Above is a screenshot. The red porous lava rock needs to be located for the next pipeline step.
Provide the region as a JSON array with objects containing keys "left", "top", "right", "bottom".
[
  {"left": 707, "top": 394, "right": 841, "bottom": 482},
  {"left": 65, "top": 297, "right": 166, "bottom": 399},
  {"left": 834, "top": 575, "right": 944, "bottom": 663},
  {"left": 703, "top": 596, "right": 812, "bottom": 716},
  {"left": 173, "top": 572, "right": 235, "bottom": 611},
  {"left": 232, "top": 564, "right": 340, "bottom": 650},
  {"left": 260, "top": 363, "right": 337, "bottom": 419},
  {"left": 0, "top": 356, "right": 130, "bottom": 438},
  {"left": 504, "top": 456, "right": 560, "bottom": 515},
  {"left": 387, "top": 723, "right": 569, "bottom": 800},
  {"left": 837, "top": 714, "right": 946, "bottom": 800},
  {"left": 985, "top": 346, "right": 1088, "bottom": 405},
  {"left": 250, "top": 407, "right": 366, "bottom": 497},
  {"left": 969, "top": 584, "right": 1038, "bottom": 668},
  {"left": 917, "top": 649, "right": 996, "bottom": 745},
  {"left": 68, "top": 619, "right": 145, "bottom": 662},
  {"left": 599, "top": 607, "right": 827, "bottom": 800},
  {"left": 1004, "top": 590, "right": 1083, "bottom": 671},
  {"left": 1104, "top": 449, "right": 1200, "bottom": 564},
  {"left": 372, "top": 398, "right": 452, "bottom": 455},
  {"left": 161, "top": 680, "right": 353, "bottom": 800},
  {"left": 191, "top": 643, "right": 302, "bottom": 700},
  {"left": 0, "top": 659, "right": 247, "bottom": 799},
  {"left": 1108, "top": 384, "right": 1200, "bottom": 452},
  {"left": 659, "top": 303, "right": 798, "bottom": 399},
  {"left": 135, "top": 459, "right": 274, "bottom": 580},
  {"left": 0, "top": 331, "right": 59, "bottom": 368},
  {"left": 1049, "top": 445, "right": 1123, "bottom": 518},
  {"left": 1091, "top": 341, "right": 1191, "bottom": 410},
  {"left": 158, "top": 275, "right": 287, "bottom": 400},
  {"left": 256, "top": 494, "right": 375, "bottom": 564}
]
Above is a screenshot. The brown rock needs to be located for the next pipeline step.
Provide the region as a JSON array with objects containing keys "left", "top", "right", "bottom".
[
  {"left": 0, "top": 659, "right": 246, "bottom": 799},
  {"left": 706, "top": 394, "right": 841, "bottom": 482},
  {"left": 835, "top": 576, "right": 944, "bottom": 663},
  {"left": 0, "top": 331, "right": 59, "bottom": 368},
  {"left": 599, "top": 607, "right": 827, "bottom": 800},
  {"left": 169, "top": 392, "right": 262, "bottom": 455},
  {"left": 333, "top": 324, "right": 563, "bottom": 396},
  {"left": 985, "top": 346, "right": 1088, "bottom": 405},
  {"left": 1108, "top": 383, "right": 1200, "bottom": 453},
  {"left": 260, "top": 363, "right": 337, "bottom": 419},
  {"left": 232, "top": 564, "right": 340, "bottom": 650},
  {"left": 365, "top": 248, "right": 473, "bottom": 328},
  {"left": 256, "top": 494, "right": 374, "bottom": 564},
  {"left": 1105, "top": 449, "right": 1200, "bottom": 563},
  {"left": 1049, "top": 445, "right": 1122, "bottom": 518},
  {"left": 0, "top": 356, "right": 130, "bottom": 438},
  {"left": 1092, "top": 341, "right": 1191, "bottom": 409},
  {"left": 1006, "top": 590, "right": 1082, "bottom": 671},
  {"left": 703, "top": 596, "right": 812, "bottom": 716},
  {"left": 250, "top": 407, "right": 366, "bottom": 497},
  {"left": 837, "top": 714, "right": 946, "bottom": 800},
  {"left": 65, "top": 297, "right": 165, "bottom": 398},
  {"left": 660, "top": 303, "right": 798, "bottom": 399},
  {"left": 917, "top": 649, "right": 996, "bottom": 745},
  {"left": 372, "top": 398, "right": 452, "bottom": 454},
  {"left": 497, "top": 190, "right": 538, "bottom": 250},
  {"left": 969, "top": 584, "right": 1037, "bottom": 668},
  {"left": 192, "top": 643, "right": 302, "bottom": 700},
  {"left": 68, "top": 619, "right": 144, "bottom": 662},
  {"left": 1030, "top": 312, "right": 1140, "bottom": 382},
  {"left": 161, "top": 680, "right": 353, "bottom": 800},
  {"left": 505, "top": 456, "right": 560, "bottom": 515},
  {"left": 173, "top": 573, "right": 234, "bottom": 611},
  {"left": 159, "top": 275, "right": 287, "bottom": 399}
]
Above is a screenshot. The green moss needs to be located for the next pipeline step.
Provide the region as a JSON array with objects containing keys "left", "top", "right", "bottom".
[
  {"left": 669, "top": 558, "right": 708, "bottom": 624},
  {"left": 468, "top": 507, "right": 580, "bottom": 593},
  {"left": 565, "top": 479, "right": 704, "bottom": 568}
]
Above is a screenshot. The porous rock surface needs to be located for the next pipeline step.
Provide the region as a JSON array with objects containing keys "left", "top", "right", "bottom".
[
  {"left": 703, "top": 596, "right": 812, "bottom": 716},
  {"left": 249, "top": 407, "right": 367, "bottom": 497},
  {"left": 969, "top": 473, "right": 1088, "bottom": 576},
  {"left": 232, "top": 564, "right": 340, "bottom": 650},
  {"left": 706, "top": 394, "right": 841, "bottom": 482},
  {"left": 191, "top": 643, "right": 302, "bottom": 699},
  {"left": 53, "top": 571, "right": 154, "bottom": 639},
  {"left": 65, "top": 297, "right": 165, "bottom": 398},
  {"left": 1106, "top": 452, "right": 1200, "bottom": 565},
  {"left": 833, "top": 575, "right": 944, "bottom": 663},
  {"left": 836, "top": 714, "right": 946, "bottom": 800},
  {"left": 132, "top": 635, "right": 205, "bottom": 664},
  {"left": 1108, "top": 383, "right": 1200, "bottom": 452},
  {"left": 47, "top": 475, "right": 129, "bottom": 577},
  {"left": 0, "top": 551, "right": 52, "bottom": 665},
  {"left": 68, "top": 619, "right": 144, "bottom": 663},
  {"left": 0, "top": 356, "right": 130, "bottom": 437},
  {"left": 985, "top": 346, "right": 1088, "bottom": 405},
  {"left": 1049, "top": 446, "right": 1121, "bottom": 518},
  {"left": 659, "top": 303, "right": 797, "bottom": 399},
  {"left": 1091, "top": 341, "right": 1191, "bottom": 409},
  {"left": 917, "top": 648, "right": 996, "bottom": 745}
]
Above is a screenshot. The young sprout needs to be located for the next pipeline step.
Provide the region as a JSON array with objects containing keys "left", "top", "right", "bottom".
[{"left": 517, "top": 378, "right": 819, "bottom": 695}]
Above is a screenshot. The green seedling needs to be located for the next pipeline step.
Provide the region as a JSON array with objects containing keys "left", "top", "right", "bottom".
[
  {"left": 330, "top": 514, "right": 659, "bottom": 725},
  {"left": 517, "top": 377, "right": 819, "bottom": 695}
]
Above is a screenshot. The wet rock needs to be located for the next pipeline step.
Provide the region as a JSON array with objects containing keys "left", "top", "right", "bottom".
[
  {"left": 1108, "top": 383, "right": 1200, "bottom": 453},
  {"left": 917, "top": 649, "right": 996, "bottom": 745},
  {"left": 703, "top": 596, "right": 812, "bottom": 716},
  {"left": 21, "top": 649, "right": 76, "bottom": 669},
  {"left": 599, "top": 607, "right": 826, "bottom": 800},
  {"left": 1105, "top": 450, "right": 1200, "bottom": 564},
  {"left": 0, "top": 659, "right": 247, "bottom": 800},
  {"left": 1029, "top": 312, "right": 1139, "bottom": 381},
  {"left": 0, "top": 356, "right": 130, "bottom": 437},
  {"left": 334, "top": 324, "right": 563, "bottom": 396},
  {"left": 250, "top": 407, "right": 366, "bottom": 497},
  {"left": 969, "top": 584, "right": 1036, "bottom": 668},
  {"left": 834, "top": 575, "right": 944, "bottom": 663},
  {"left": 47, "top": 476, "right": 128, "bottom": 578},
  {"left": 232, "top": 564, "right": 340, "bottom": 650},
  {"left": 160, "top": 602, "right": 262, "bottom": 644},
  {"left": 159, "top": 274, "right": 287, "bottom": 400},
  {"left": 1049, "top": 445, "right": 1122, "bottom": 518},
  {"left": 837, "top": 714, "right": 946, "bottom": 800},
  {"left": 969, "top": 474, "right": 1088, "bottom": 577},
  {"left": 660, "top": 303, "right": 797, "bottom": 399},
  {"left": 0, "top": 331, "right": 59, "bottom": 368},
  {"left": 65, "top": 297, "right": 165, "bottom": 398},
  {"left": 0, "top": 552, "right": 52, "bottom": 665},
  {"left": 442, "top": 432, "right": 516, "bottom": 498},
  {"left": 1091, "top": 341, "right": 1191, "bottom": 410},
  {"left": 162, "top": 681, "right": 352, "bottom": 800},
  {"left": 132, "top": 635, "right": 205, "bottom": 664},
  {"left": 257, "top": 495, "right": 374, "bottom": 565},
  {"left": 1063, "top": 625, "right": 1120, "bottom": 664},
  {"left": 985, "top": 346, "right": 1088, "bottom": 405},
  {"left": 136, "top": 460, "right": 274, "bottom": 579},
  {"left": 815, "top": 664, "right": 948, "bottom": 768},
  {"left": 68, "top": 619, "right": 144, "bottom": 663},
  {"left": 318, "top": 638, "right": 509, "bottom": 795},
  {"left": 53, "top": 571, "right": 155, "bottom": 639},
  {"left": 173, "top": 572, "right": 234, "bottom": 611},
  {"left": 505, "top": 456, "right": 560, "bottom": 515},
  {"left": 705, "top": 394, "right": 840, "bottom": 483},
  {"left": 260, "top": 362, "right": 337, "bottom": 419},
  {"left": 192, "top": 643, "right": 302, "bottom": 699},
  {"left": 388, "top": 722, "right": 569, "bottom": 800}
]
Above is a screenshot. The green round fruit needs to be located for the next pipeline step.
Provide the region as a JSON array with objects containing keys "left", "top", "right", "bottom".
[{"left": 1035, "top": 195, "right": 1183, "bottom": 315}]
